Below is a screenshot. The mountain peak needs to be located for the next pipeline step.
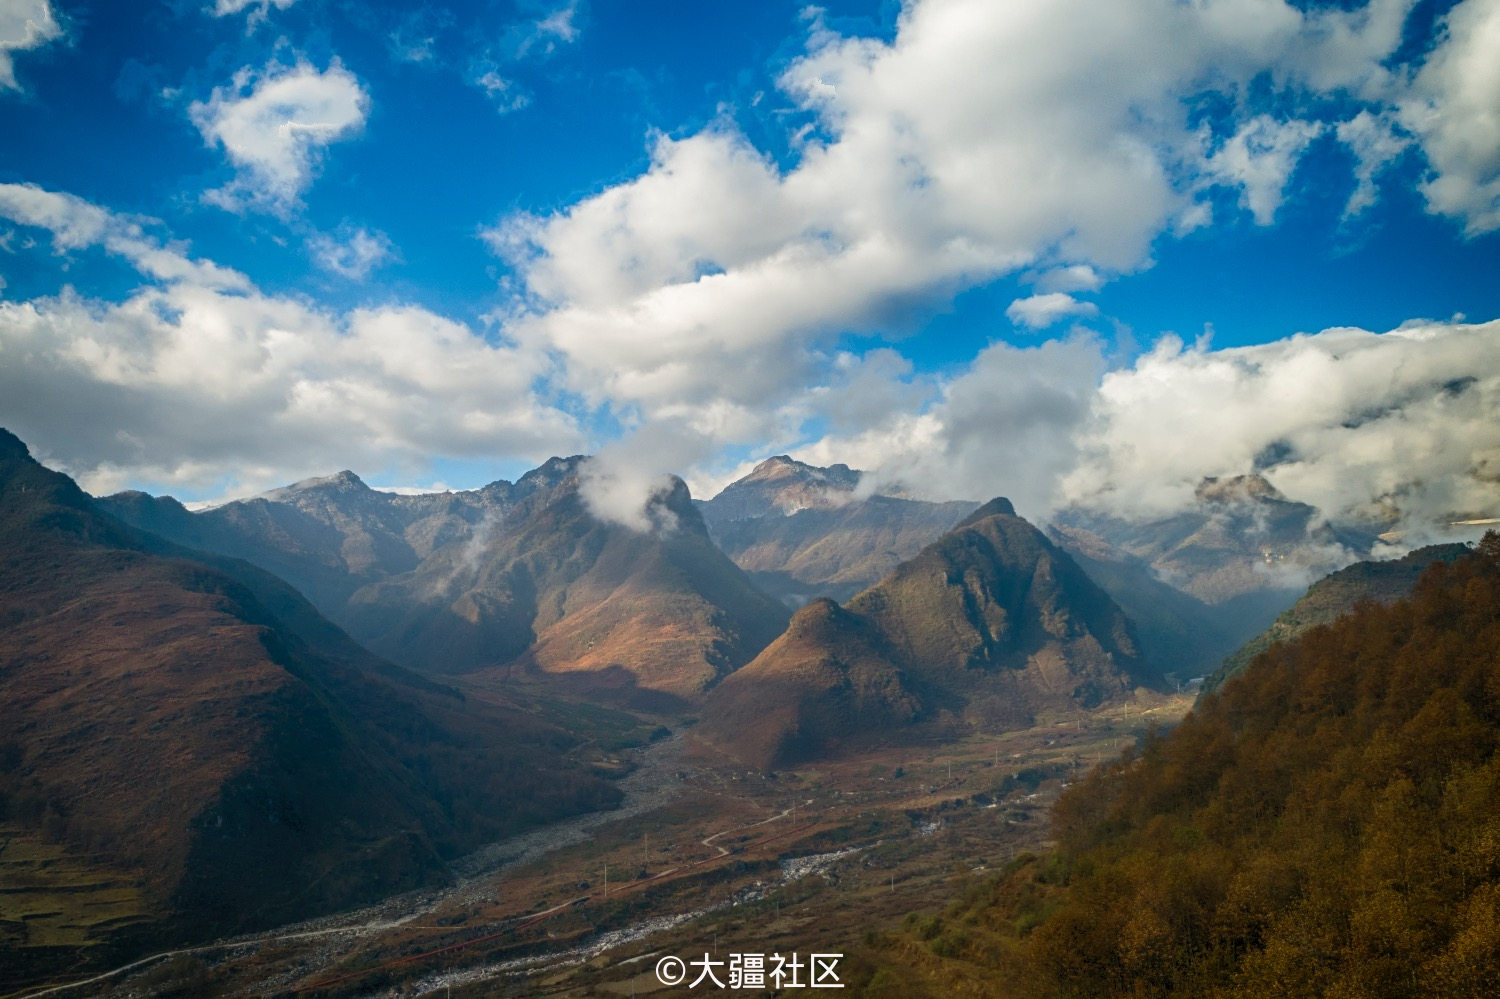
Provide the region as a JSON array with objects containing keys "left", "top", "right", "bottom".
[
  {"left": 1194, "top": 474, "right": 1284, "bottom": 504},
  {"left": 264, "top": 469, "right": 371, "bottom": 499},
  {"left": 706, "top": 455, "right": 864, "bottom": 522},
  {"left": 744, "top": 450, "right": 852, "bottom": 483},
  {"left": 743, "top": 455, "right": 861, "bottom": 488},
  {"left": 955, "top": 496, "right": 1017, "bottom": 528},
  {"left": 518, "top": 455, "right": 587, "bottom": 491}
]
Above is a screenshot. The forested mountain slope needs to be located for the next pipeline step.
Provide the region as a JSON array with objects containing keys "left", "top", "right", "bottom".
[{"left": 863, "top": 535, "right": 1500, "bottom": 998}]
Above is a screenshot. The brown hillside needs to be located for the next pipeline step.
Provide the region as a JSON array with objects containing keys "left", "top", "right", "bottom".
[
  {"left": 864, "top": 535, "right": 1500, "bottom": 998},
  {"left": 697, "top": 498, "right": 1159, "bottom": 769},
  {"left": 0, "top": 429, "right": 618, "bottom": 975},
  {"left": 694, "top": 598, "right": 921, "bottom": 768},
  {"left": 345, "top": 473, "right": 790, "bottom": 701}
]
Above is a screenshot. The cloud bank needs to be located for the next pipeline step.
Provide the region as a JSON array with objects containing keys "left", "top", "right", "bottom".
[
  {"left": 1, "top": 0, "right": 1496, "bottom": 557},
  {"left": 481, "top": 0, "right": 1500, "bottom": 527},
  {"left": 0, "top": 186, "right": 579, "bottom": 497}
]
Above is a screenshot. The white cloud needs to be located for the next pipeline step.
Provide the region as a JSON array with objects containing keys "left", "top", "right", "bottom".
[
  {"left": 1336, "top": 110, "right": 1411, "bottom": 218},
  {"left": 485, "top": 0, "right": 1428, "bottom": 523},
  {"left": 473, "top": 68, "right": 530, "bottom": 114},
  {"left": 190, "top": 58, "right": 369, "bottom": 215},
  {"left": 212, "top": 0, "right": 296, "bottom": 18},
  {"left": 1059, "top": 320, "right": 1500, "bottom": 535},
  {"left": 1006, "top": 292, "right": 1099, "bottom": 330},
  {"left": 464, "top": 1, "right": 583, "bottom": 110},
  {"left": 308, "top": 225, "right": 395, "bottom": 280},
  {"left": 791, "top": 320, "right": 1500, "bottom": 545},
  {"left": 0, "top": 0, "right": 61, "bottom": 90},
  {"left": 0, "top": 186, "right": 579, "bottom": 498},
  {"left": 1203, "top": 115, "right": 1325, "bottom": 224},
  {"left": 1396, "top": 0, "right": 1500, "bottom": 234},
  {"left": 800, "top": 336, "right": 1106, "bottom": 519},
  {"left": 532, "top": 1, "right": 581, "bottom": 49},
  {"left": 0, "top": 182, "right": 249, "bottom": 290},
  {"left": 1036, "top": 264, "right": 1104, "bottom": 294}
]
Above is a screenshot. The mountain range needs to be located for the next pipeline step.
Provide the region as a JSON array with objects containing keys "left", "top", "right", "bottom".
[
  {"left": 866, "top": 535, "right": 1500, "bottom": 996},
  {"left": 104, "top": 458, "right": 789, "bottom": 704},
  {"left": 0, "top": 430, "right": 617, "bottom": 971},
  {"left": 695, "top": 498, "right": 1162, "bottom": 768}
]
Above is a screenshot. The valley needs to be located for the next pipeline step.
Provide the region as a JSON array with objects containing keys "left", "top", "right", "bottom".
[{"left": 11, "top": 688, "right": 1193, "bottom": 998}]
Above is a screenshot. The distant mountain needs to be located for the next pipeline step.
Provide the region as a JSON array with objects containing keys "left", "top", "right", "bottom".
[
  {"left": 98, "top": 463, "right": 538, "bottom": 619},
  {"left": 344, "top": 470, "right": 791, "bottom": 703},
  {"left": 1203, "top": 541, "right": 1471, "bottom": 692},
  {"left": 1049, "top": 474, "right": 1385, "bottom": 675},
  {"left": 696, "top": 498, "right": 1160, "bottom": 769},
  {"left": 1052, "top": 474, "right": 1377, "bottom": 607},
  {"left": 698, "top": 455, "right": 976, "bottom": 604},
  {"left": 0, "top": 430, "right": 618, "bottom": 972},
  {"left": 104, "top": 459, "right": 790, "bottom": 704},
  {"left": 1048, "top": 522, "right": 1257, "bottom": 684}
]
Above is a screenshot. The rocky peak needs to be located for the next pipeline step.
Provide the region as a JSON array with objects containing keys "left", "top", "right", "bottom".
[
  {"left": 1194, "top": 474, "right": 1285, "bottom": 505},
  {"left": 516, "top": 455, "right": 587, "bottom": 493},
  {"left": 259, "top": 469, "right": 372, "bottom": 502},
  {"left": 955, "top": 496, "right": 1017, "bottom": 528}
]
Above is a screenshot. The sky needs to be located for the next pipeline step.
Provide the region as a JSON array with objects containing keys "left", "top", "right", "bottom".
[{"left": 0, "top": 0, "right": 1497, "bottom": 544}]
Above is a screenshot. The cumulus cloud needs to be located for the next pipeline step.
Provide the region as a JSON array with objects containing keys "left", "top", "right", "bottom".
[
  {"left": 487, "top": 0, "right": 1437, "bottom": 523},
  {"left": 790, "top": 320, "right": 1500, "bottom": 546},
  {"left": 1336, "top": 110, "right": 1411, "bottom": 218},
  {"left": 578, "top": 421, "right": 709, "bottom": 534},
  {"left": 0, "top": 186, "right": 580, "bottom": 498},
  {"left": 800, "top": 336, "right": 1107, "bottom": 519},
  {"left": 0, "top": 0, "right": 61, "bottom": 90},
  {"left": 190, "top": 58, "right": 368, "bottom": 214},
  {"left": 1396, "top": 0, "right": 1500, "bottom": 234},
  {"left": 1203, "top": 115, "right": 1325, "bottom": 224},
  {"left": 1006, "top": 292, "right": 1099, "bottom": 331},
  {"left": 308, "top": 225, "right": 396, "bottom": 280},
  {"left": 1035, "top": 264, "right": 1104, "bottom": 294}
]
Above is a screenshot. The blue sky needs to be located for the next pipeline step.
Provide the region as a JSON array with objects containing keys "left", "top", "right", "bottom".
[{"left": 0, "top": 0, "right": 1497, "bottom": 540}]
